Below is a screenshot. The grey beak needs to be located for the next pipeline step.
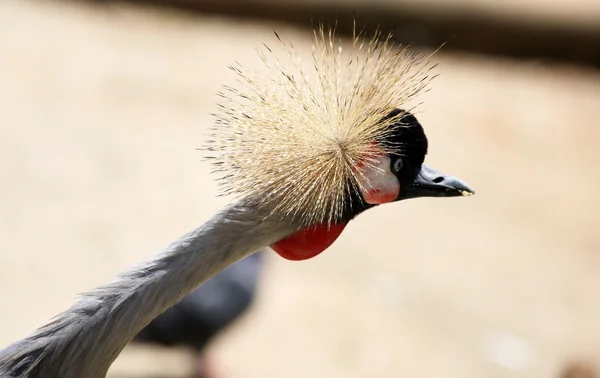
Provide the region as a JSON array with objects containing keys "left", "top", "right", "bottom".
[{"left": 398, "top": 164, "right": 475, "bottom": 201}]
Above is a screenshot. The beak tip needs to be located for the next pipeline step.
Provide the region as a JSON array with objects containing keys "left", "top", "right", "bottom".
[
  {"left": 460, "top": 189, "right": 475, "bottom": 197},
  {"left": 456, "top": 181, "right": 475, "bottom": 197}
]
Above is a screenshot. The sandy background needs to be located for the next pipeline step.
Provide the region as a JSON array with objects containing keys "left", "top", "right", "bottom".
[{"left": 1, "top": 1, "right": 600, "bottom": 377}]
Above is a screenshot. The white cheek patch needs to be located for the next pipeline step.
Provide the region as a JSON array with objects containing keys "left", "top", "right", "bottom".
[{"left": 356, "top": 154, "right": 401, "bottom": 205}]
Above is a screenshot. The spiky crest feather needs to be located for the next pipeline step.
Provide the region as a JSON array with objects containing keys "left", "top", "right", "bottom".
[{"left": 203, "top": 23, "right": 436, "bottom": 228}]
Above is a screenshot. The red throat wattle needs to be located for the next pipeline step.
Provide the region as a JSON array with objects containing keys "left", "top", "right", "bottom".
[{"left": 270, "top": 223, "right": 347, "bottom": 261}]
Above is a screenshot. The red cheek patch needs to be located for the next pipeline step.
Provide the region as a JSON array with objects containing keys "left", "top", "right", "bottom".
[
  {"left": 356, "top": 154, "right": 400, "bottom": 205},
  {"left": 271, "top": 223, "right": 347, "bottom": 261}
]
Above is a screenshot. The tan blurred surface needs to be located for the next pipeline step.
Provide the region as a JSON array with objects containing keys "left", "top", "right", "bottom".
[{"left": 1, "top": 1, "right": 600, "bottom": 378}]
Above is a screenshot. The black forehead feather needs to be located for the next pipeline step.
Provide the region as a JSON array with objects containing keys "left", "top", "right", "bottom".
[{"left": 383, "top": 108, "right": 428, "bottom": 166}]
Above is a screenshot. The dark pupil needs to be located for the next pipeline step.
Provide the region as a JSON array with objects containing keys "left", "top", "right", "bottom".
[{"left": 392, "top": 157, "right": 404, "bottom": 173}]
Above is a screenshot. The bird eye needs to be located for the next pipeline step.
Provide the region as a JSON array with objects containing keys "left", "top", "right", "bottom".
[{"left": 391, "top": 157, "right": 404, "bottom": 174}]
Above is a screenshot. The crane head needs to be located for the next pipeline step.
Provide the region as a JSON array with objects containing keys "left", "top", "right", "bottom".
[
  {"left": 270, "top": 108, "right": 474, "bottom": 261},
  {"left": 204, "top": 24, "right": 474, "bottom": 261}
]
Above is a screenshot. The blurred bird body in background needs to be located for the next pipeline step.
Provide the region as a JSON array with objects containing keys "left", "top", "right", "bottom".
[{"left": 134, "top": 251, "right": 265, "bottom": 378}]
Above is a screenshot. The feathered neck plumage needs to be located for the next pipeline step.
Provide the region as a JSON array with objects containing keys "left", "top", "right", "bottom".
[{"left": 0, "top": 200, "right": 296, "bottom": 378}]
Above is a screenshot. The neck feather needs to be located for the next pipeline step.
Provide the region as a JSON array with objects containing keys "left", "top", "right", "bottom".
[{"left": 0, "top": 200, "right": 294, "bottom": 378}]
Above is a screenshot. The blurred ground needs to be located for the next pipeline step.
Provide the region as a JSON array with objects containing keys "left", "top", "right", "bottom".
[{"left": 1, "top": 1, "right": 600, "bottom": 378}]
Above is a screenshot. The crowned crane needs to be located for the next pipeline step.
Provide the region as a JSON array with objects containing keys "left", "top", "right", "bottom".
[{"left": 0, "top": 25, "right": 474, "bottom": 378}]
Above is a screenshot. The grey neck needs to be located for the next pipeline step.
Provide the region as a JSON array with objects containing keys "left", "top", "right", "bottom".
[{"left": 0, "top": 200, "right": 294, "bottom": 378}]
